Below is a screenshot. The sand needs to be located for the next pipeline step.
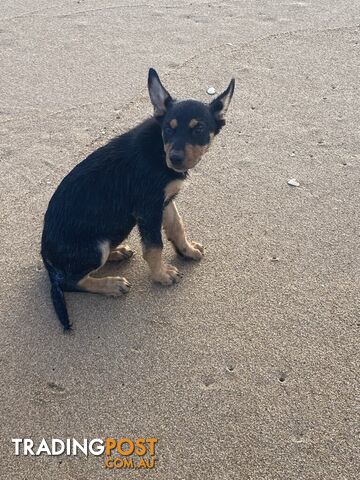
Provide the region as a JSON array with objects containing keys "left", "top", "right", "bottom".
[{"left": 0, "top": 1, "right": 359, "bottom": 479}]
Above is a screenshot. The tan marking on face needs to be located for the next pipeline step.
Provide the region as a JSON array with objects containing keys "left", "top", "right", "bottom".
[
  {"left": 184, "top": 143, "right": 210, "bottom": 168},
  {"left": 164, "top": 179, "right": 183, "bottom": 202},
  {"left": 169, "top": 118, "right": 178, "bottom": 129},
  {"left": 164, "top": 135, "right": 214, "bottom": 171},
  {"left": 182, "top": 133, "right": 214, "bottom": 169},
  {"left": 163, "top": 143, "right": 176, "bottom": 170},
  {"left": 189, "top": 118, "right": 198, "bottom": 128}
]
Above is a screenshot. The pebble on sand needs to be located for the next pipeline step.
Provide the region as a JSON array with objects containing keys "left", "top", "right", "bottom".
[{"left": 287, "top": 178, "right": 300, "bottom": 187}]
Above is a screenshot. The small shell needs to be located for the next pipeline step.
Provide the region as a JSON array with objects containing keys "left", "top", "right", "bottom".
[
  {"left": 207, "top": 87, "right": 216, "bottom": 95},
  {"left": 287, "top": 178, "right": 300, "bottom": 187}
]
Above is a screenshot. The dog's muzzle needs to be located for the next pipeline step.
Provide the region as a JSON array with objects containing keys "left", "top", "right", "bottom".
[{"left": 168, "top": 150, "right": 186, "bottom": 171}]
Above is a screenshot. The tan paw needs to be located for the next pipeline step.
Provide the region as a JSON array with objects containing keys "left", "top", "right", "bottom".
[
  {"left": 152, "top": 264, "right": 181, "bottom": 286},
  {"left": 182, "top": 241, "right": 205, "bottom": 260},
  {"left": 104, "top": 276, "right": 131, "bottom": 296},
  {"left": 108, "top": 245, "right": 134, "bottom": 262}
]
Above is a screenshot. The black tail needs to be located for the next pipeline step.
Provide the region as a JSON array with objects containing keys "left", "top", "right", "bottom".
[{"left": 43, "top": 259, "right": 71, "bottom": 331}]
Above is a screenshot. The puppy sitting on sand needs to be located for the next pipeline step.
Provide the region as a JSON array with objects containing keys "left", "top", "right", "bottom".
[{"left": 41, "top": 69, "right": 235, "bottom": 330}]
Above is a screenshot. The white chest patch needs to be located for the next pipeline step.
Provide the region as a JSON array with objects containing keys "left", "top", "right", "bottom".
[
  {"left": 98, "top": 240, "right": 111, "bottom": 266},
  {"left": 164, "top": 179, "right": 183, "bottom": 202}
]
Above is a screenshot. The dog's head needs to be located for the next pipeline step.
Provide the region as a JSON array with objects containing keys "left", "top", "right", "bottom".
[{"left": 148, "top": 68, "right": 235, "bottom": 172}]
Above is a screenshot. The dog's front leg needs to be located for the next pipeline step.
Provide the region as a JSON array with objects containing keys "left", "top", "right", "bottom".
[
  {"left": 138, "top": 213, "right": 181, "bottom": 285},
  {"left": 163, "top": 201, "right": 204, "bottom": 260}
]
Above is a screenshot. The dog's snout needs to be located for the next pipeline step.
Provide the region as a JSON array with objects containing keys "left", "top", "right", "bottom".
[{"left": 169, "top": 150, "right": 185, "bottom": 166}]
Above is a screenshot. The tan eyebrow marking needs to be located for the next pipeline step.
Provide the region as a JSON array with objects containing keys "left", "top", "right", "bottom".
[
  {"left": 189, "top": 118, "right": 198, "bottom": 128},
  {"left": 170, "top": 118, "right": 178, "bottom": 129}
]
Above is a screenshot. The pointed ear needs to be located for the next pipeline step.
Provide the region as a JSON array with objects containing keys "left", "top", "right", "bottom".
[
  {"left": 148, "top": 68, "right": 173, "bottom": 117},
  {"left": 209, "top": 78, "right": 235, "bottom": 120}
]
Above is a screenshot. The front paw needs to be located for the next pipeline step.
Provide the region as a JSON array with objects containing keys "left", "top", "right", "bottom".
[
  {"left": 179, "top": 241, "right": 205, "bottom": 260},
  {"left": 152, "top": 264, "right": 181, "bottom": 285}
]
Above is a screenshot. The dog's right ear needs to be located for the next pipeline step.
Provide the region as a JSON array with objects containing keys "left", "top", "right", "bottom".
[{"left": 148, "top": 68, "right": 173, "bottom": 117}]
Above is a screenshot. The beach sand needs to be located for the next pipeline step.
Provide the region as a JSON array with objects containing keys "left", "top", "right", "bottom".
[{"left": 0, "top": 1, "right": 359, "bottom": 478}]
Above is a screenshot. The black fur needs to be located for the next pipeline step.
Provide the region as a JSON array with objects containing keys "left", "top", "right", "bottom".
[{"left": 41, "top": 68, "right": 235, "bottom": 330}]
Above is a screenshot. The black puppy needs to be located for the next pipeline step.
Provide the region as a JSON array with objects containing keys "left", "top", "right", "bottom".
[{"left": 41, "top": 69, "right": 235, "bottom": 330}]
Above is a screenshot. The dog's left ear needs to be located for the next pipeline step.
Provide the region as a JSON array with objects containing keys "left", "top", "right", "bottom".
[
  {"left": 148, "top": 68, "right": 173, "bottom": 117},
  {"left": 209, "top": 78, "right": 235, "bottom": 121}
]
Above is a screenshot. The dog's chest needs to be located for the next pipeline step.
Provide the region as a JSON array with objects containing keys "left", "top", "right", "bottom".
[{"left": 164, "top": 179, "right": 183, "bottom": 203}]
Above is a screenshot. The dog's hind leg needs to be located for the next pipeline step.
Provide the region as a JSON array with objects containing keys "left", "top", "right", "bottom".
[
  {"left": 77, "top": 275, "right": 131, "bottom": 296},
  {"left": 163, "top": 201, "right": 204, "bottom": 260},
  {"left": 71, "top": 240, "right": 131, "bottom": 296}
]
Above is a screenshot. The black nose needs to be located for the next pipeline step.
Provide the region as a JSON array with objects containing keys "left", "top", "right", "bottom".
[{"left": 169, "top": 150, "right": 185, "bottom": 166}]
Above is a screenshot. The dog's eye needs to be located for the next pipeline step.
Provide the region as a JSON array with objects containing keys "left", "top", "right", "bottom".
[
  {"left": 164, "top": 126, "right": 174, "bottom": 136},
  {"left": 193, "top": 124, "right": 205, "bottom": 134}
]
